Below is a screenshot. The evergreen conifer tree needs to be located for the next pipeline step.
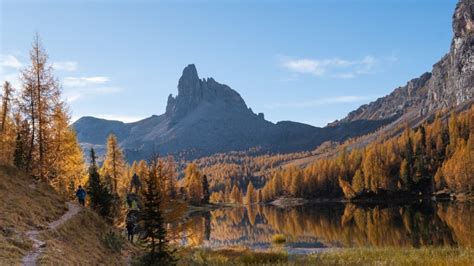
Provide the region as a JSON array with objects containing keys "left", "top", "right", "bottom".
[
  {"left": 87, "top": 148, "right": 113, "bottom": 219},
  {"left": 140, "top": 157, "right": 175, "bottom": 265},
  {"left": 201, "top": 175, "right": 210, "bottom": 204}
]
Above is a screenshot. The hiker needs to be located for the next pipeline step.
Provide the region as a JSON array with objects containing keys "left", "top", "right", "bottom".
[
  {"left": 130, "top": 173, "right": 142, "bottom": 193},
  {"left": 126, "top": 221, "right": 135, "bottom": 242},
  {"left": 75, "top": 185, "right": 86, "bottom": 206},
  {"left": 126, "top": 211, "right": 138, "bottom": 243}
]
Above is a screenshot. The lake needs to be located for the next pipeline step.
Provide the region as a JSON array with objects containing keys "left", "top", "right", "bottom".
[{"left": 182, "top": 202, "right": 473, "bottom": 254}]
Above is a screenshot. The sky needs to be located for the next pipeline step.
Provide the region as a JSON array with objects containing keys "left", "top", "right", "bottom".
[{"left": 0, "top": 0, "right": 457, "bottom": 127}]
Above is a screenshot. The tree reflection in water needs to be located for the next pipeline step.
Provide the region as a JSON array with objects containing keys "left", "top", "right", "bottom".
[{"left": 182, "top": 202, "right": 473, "bottom": 250}]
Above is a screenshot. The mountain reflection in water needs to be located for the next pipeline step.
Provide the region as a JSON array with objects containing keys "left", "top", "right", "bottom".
[{"left": 181, "top": 202, "right": 473, "bottom": 252}]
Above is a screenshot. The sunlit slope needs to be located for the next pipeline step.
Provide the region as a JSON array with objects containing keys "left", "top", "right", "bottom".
[{"left": 0, "top": 166, "right": 131, "bottom": 264}]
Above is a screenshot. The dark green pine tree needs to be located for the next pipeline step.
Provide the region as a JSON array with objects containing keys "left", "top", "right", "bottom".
[
  {"left": 201, "top": 174, "right": 210, "bottom": 204},
  {"left": 140, "top": 158, "right": 175, "bottom": 265},
  {"left": 87, "top": 148, "right": 113, "bottom": 219},
  {"left": 13, "top": 121, "right": 30, "bottom": 170},
  {"left": 13, "top": 132, "right": 28, "bottom": 169},
  {"left": 414, "top": 126, "right": 428, "bottom": 183}
]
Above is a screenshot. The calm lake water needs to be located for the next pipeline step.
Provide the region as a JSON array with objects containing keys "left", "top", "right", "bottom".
[{"left": 182, "top": 202, "right": 473, "bottom": 253}]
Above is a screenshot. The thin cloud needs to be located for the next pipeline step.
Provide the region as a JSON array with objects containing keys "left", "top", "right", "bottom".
[
  {"left": 0, "top": 72, "right": 21, "bottom": 90},
  {"left": 62, "top": 76, "right": 119, "bottom": 102},
  {"left": 0, "top": 54, "right": 22, "bottom": 69},
  {"left": 63, "top": 76, "right": 109, "bottom": 87},
  {"left": 279, "top": 55, "right": 391, "bottom": 79},
  {"left": 53, "top": 61, "right": 78, "bottom": 72},
  {"left": 0, "top": 55, "right": 120, "bottom": 102},
  {"left": 64, "top": 86, "right": 121, "bottom": 103},
  {"left": 0, "top": 54, "right": 23, "bottom": 89},
  {"left": 265, "top": 95, "right": 375, "bottom": 109}
]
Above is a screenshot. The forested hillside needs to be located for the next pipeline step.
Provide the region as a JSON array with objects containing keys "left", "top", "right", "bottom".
[{"left": 259, "top": 107, "right": 473, "bottom": 202}]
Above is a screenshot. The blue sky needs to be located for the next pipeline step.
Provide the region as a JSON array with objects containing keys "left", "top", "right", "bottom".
[{"left": 1, "top": 0, "right": 456, "bottom": 127}]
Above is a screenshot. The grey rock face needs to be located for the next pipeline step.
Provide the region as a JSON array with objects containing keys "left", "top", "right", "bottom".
[
  {"left": 334, "top": 0, "right": 473, "bottom": 126},
  {"left": 426, "top": 0, "right": 474, "bottom": 111},
  {"left": 165, "top": 64, "right": 248, "bottom": 122}
]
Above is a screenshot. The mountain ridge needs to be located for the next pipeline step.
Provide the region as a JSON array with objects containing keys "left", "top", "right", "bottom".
[
  {"left": 73, "top": 0, "right": 473, "bottom": 161},
  {"left": 74, "top": 65, "right": 387, "bottom": 161}
]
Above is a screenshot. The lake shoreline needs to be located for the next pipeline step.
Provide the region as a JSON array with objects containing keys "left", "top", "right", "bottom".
[
  {"left": 187, "top": 192, "right": 472, "bottom": 212},
  {"left": 177, "top": 246, "right": 474, "bottom": 265}
]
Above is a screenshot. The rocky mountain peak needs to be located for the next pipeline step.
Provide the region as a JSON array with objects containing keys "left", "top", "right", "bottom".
[
  {"left": 425, "top": 0, "right": 474, "bottom": 111},
  {"left": 177, "top": 64, "right": 200, "bottom": 96},
  {"left": 166, "top": 64, "right": 249, "bottom": 122},
  {"left": 453, "top": 0, "right": 474, "bottom": 38}
]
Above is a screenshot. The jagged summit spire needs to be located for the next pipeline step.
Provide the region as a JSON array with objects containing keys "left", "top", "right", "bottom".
[
  {"left": 181, "top": 64, "right": 198, "bottom": 79},
  {"left": 177, "top": 64, "right": 200, "bottom": 97},
  {"left": 166, "top": 64, "right": 249, "bottom": 122}
]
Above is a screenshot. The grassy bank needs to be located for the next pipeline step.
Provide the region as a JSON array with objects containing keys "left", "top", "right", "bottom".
[
  {"left": 0, "top": 166, "right": 66, "bottom": 263},
  {"left": 300, "top": 247, "right": 474, "bottom": 266},
  {"left": 177, "top": 247, "right": 474, "bottom": 266},
  {"left": 0, "top": 166, "right": 136, "bottom": 264}
]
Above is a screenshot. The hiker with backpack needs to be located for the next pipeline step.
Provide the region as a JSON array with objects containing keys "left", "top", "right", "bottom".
[
  {"left": 126, "top": 210, "right": 138, "bottom": 243},
  {"left": 130, "top": 173, "right": 142, "bottom": 193},
  {"left": 75, "top": 185, "right": 86, "bottom": 206}
]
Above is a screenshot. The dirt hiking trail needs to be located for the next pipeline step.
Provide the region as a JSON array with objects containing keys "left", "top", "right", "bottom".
[{"left": 22, "top": 202, "right": 81, "bottom": 266}]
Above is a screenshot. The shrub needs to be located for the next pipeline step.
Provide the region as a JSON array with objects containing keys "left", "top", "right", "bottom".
[
  {"left": 272, "top": 234, "right": 286, "bottom": 245},
  {"left": 102, "top": 230, "right": 124, "bottom": 253}
]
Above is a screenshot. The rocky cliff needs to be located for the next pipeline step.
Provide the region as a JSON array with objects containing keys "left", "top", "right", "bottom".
[
  {"left": 166, "top": 64, "right": 249, "bottom": 123},
  {"left": 332, "top": 0, "right": 473, "bottom": 126}
]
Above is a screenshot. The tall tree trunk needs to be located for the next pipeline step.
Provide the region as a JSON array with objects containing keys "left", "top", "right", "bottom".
[
  {"left": 0, "top": 82, "right": 11, "bottom": 133},
  {"left": 151, "top": 236, "right": 155, "bottom": 260},
  {"left": 112, "top": 144, "right": 117, "bottom": 192},
  {"left": 35, "top": 43, "right": 45, "bottom": 181},
  {"left": 28, "top": 88, "right": 35, "bottom": 172}
]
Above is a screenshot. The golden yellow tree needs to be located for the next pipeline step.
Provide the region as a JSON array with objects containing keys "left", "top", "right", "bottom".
[
  {"left": 19, "top": 34, "right": 61, "bottom": 180},
  {"left": 230, "top": 184, "right": 243, "bottom": 204},
  {"left": 245, "top": 182, "right": 256, "bottom": 205},
  {"left": 164, "top": 155, "right": 178, "bottom": 198},
  {"left": 49, "top": 105, "right": 85, "bottom": 195},
  {"left": 0, "top": 81, "right": 15, "bottom": 165},
  {"left": 1, "top": 81, "right": 13, "bottom": 133},
  {"left": 128, "top": 161, "right": 138, "bottom": 180},
  {"left": 137, "top": 160, "right": 148, "bottom": 180},
  {"left": 101, "top": 134, "right": 127, "bottom": 193},
  {"left": 290, "top": 169, "right": 303, "bottom": 196},
  {"left": 351, "top": 169, "right": 364, "bottom": 193},
  {"left": 184, "top": 163, "right": 203, "bottom": 204},
  {"left": 440, "top": 138, "right": 473, "bottom": 192}
]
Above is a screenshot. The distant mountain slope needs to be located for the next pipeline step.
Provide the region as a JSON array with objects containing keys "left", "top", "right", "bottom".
[
  {"left": 74, "top": 116, "right": 128, "bottom": 145},
  {"left": 331, "top": 0, "right": 473, "bottom": 126}
]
